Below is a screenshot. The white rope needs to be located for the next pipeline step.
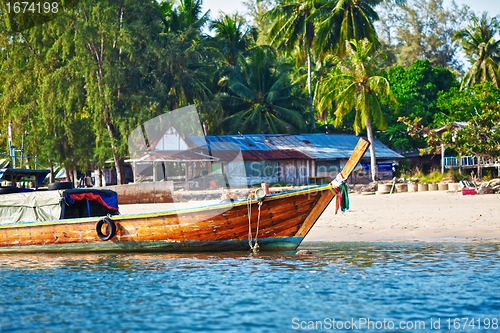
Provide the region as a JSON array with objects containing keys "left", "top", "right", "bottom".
[
  {"left": 247, "top": 197, "right": 262, "bottom": 254},
  {"left": 247, "top": 197, "right": 252, "bottom": 247}
]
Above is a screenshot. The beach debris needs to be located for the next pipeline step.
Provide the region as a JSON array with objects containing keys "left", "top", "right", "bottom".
[
  {"left": 296, "top": 250, "right": 314, "bottom": 255},
  {"left": 459, "top": 180, "right": 475, "bottom": 188},
  {"left": 478, "top": 187, "right": 494, "bottom": 195},
  {"left": 358, "top": 181, "right": 379, "bottom": 193},
  {"left": 477, "top": 178, "right": 500, "bottom": 194},
  {"left": 390, "top": 177, "right": 396, "bottom": 194},
  {"left": 440, "top": 176, "right": 456, "bottom": 183}
]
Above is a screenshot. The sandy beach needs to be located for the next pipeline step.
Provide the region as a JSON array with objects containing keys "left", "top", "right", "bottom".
[{"left": 304, "top": 191, "right": 500, "bottom": 241}]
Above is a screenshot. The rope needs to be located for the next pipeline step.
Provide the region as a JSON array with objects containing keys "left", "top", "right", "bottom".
[{"left": 247, "top": 197, "right": 262, "bottom": 254}]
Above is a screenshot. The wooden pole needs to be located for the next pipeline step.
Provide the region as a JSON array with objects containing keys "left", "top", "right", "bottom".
[
  {"left": 441, "top": 144, "right": 445, "bottom": 174},
  {"left": 340, "top": 138, "right": 371, "bottom": 180}
]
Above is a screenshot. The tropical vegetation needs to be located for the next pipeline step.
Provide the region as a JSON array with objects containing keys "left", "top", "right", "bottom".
[
  {"left": 454, "top": 13, "right": 500, "bottom": 89},
  {"left": 316, "top": 39, "right": 398, "bottom": 180},
  {"left": 0, "top": 0, "right": 498, "bottom": 182}
]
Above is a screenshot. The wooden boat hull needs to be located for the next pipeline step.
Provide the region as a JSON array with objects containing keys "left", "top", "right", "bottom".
[{"left": 0, "top": 185, "right": 334, "bottom": 253}]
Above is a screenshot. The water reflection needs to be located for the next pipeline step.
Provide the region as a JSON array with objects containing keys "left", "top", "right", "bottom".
[{"left": 0, "top": 241, "right": 498, "bottom": 272}]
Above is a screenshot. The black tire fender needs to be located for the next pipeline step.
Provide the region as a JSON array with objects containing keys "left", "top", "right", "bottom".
[
  {"left": 96, "top": 217, "right": 117, "bottom": 241},
  {"left": 48, "top": 182, "right": 74, "bottom": 190},
  {"left": 0, "top": 187, "right": 19, "bottom": 194}
]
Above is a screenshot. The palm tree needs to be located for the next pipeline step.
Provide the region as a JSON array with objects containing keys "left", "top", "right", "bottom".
[
  {"left": 156, "top": 0, "right": 214, "bottom": 111},
  {"left": 209, "top": 14, "right": 257, "bottom": 66},
  {"left": 454, "top": 13, "right": 500, "bottom": 89},
  {"left": 265, "top": 0, "right": 320, "bottom": 128},
  {"left": 317, "top": 39, "right": 398, "bottom": 181},
  {"left": 314, "top": 0, "right": 381, "bottom": 58},
  {"left": 220, "top": 47, "right": 308, "bottom": 134},
  {"left": 159, "top": 0, "right": 208, "bottom": 32}
]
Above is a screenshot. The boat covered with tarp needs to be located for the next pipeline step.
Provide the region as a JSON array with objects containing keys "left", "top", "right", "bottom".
[{"left": 0, "top": 189, "right": 119, "bottom": 225}]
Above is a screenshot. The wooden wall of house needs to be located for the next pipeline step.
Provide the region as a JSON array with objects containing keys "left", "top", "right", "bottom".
[{"left": 278, "top": 159, "right": 311, "bottom": 186}]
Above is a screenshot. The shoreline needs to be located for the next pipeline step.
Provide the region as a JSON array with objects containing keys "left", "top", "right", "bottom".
[
  {"left": 303, "top": 191, "right": 500, "bottom": 242},
  {"left": 302, "top": 237, "right": 500, "bottom": 243}
]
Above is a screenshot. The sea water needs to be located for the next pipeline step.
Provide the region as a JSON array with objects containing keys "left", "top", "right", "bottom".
[{"left": 0, "top": 242, "right": 499, "bottom": 332}]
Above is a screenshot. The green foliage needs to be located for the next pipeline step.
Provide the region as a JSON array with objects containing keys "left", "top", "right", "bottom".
[
  {"left": 5, "top": 0, "right": 493, "bottom": 179},
  {"left": 243, "top": 0, "right": 275, "bottom": 45},
  {"left": 159, "top": 0, "right": 208, "bottom": 32},
  {"left": 316, "top": 38, "right": 398, "bottom": 180},
  {"left": 437, "top": 82, "right": 500, "bottom": 157},
  {"left": 317, "top": 39, "right": 397, "bottom": 134},
  {"left": 379, "top": 60, "right": 458, "bottom": 151},
  {"left": 209, "top": 14, "right": 257, "bottom": 66},
  {"left": 376, "top": 0, "right": 469, "bottom": 71},
  {"left": 219, "top": 47, "right": 308, "bottom": 134},
  {"left": 483, "top": 169, "right": 493, "bottom": 182},
  {"left": 418, "top": 170, "right": 445, "bottom": 183},
  {"left": 314, "top": 0, "right": 381, "bottom": 58},
  {"left": 265, "top": 0, "right": 320, "bottom": 127},
  {"left": 401, "top": 167, "right": 451, "bottom": 183},
  {"left": 0, "top": 0, "right": 218, "bottom": 183},
  {"left": 454, "top": 12, "right": 500, "bottom": 89},
  {"left": 401, "top": 82, "right": 500, "bottom": 160}
]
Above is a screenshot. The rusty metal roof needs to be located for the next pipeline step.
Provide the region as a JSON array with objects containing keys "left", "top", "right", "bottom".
[
  {"left": 189, "top": 134, "right": 403, "bottom": 160},
  {"left": 126, "top": 151, "right": 217, "bottom": 162},
  {"left": 241, "top": 150, "right": 311, "bottom": 160}
]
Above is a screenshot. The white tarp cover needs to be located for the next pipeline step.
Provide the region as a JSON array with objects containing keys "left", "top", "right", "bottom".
[{"left": 0, "top": 190, "right": 63, "bottom": 225}]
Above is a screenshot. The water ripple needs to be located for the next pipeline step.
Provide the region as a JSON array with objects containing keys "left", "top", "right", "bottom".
[{"left": 0, "top": 242, "right": 499, "bottom": 332}]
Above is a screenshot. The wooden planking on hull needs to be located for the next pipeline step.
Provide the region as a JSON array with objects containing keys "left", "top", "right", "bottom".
[
  {"left": 0, "top": 187, "right": 326, "bottom": 252},
  {"left": 295, "top": 190, "right": 335, "bottom": 238}
]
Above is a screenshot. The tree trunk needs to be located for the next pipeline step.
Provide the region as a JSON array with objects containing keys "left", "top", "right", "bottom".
[
  {"left": 65, "top": 166, "right": 73, "bottom": 184},
  {"left": 203, "top": 121, "right": 209, "bottom": 136},
  {"left": 104, "top": 110, "right": 125, "bottom": 184},
  {"left": 98, "top": 167, "right": 103, "bottom": 187},
  {"left": 49, "top": 163, "right": 55, "bottom": 183},
  {"left": 85, "top": 4, "right": 126, "bottom": 185},
  {"left": 365, "top": 117, "right": 378, "bottom": 181},
  {"left": 307, "top": 50, "right": 315, "bottom": 128}
]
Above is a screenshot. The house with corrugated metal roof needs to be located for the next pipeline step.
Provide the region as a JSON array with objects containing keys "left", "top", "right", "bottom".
[
  {"left": 126, "top": 130, "right": 403, "bottom": 187},
  {"left": 127, "top": 132, "right": 403, "bottom": 187},
  {"left": 188, "top": 133, "right": 403, "bottom": 186}
]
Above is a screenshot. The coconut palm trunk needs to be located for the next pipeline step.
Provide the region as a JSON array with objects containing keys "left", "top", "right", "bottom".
[
  {"left": 365, "top": 114, "right": 378, "bottom": 181},
  {"left": 307, "top": 50, "right": 316, "bottom": 128}
]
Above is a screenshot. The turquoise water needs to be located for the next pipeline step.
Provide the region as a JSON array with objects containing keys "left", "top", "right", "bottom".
[{"left": 0, "top": 242, "right": 499, "bottom": 332}]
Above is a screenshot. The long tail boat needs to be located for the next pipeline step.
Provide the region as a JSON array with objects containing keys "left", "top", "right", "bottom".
[{"left": 0, "top": 106, "right": 370, "bottom": 253}]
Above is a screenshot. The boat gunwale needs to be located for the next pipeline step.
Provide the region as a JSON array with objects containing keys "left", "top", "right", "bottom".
[{"left": 0, "top": 184, "right": 332, "bottom": 229}]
